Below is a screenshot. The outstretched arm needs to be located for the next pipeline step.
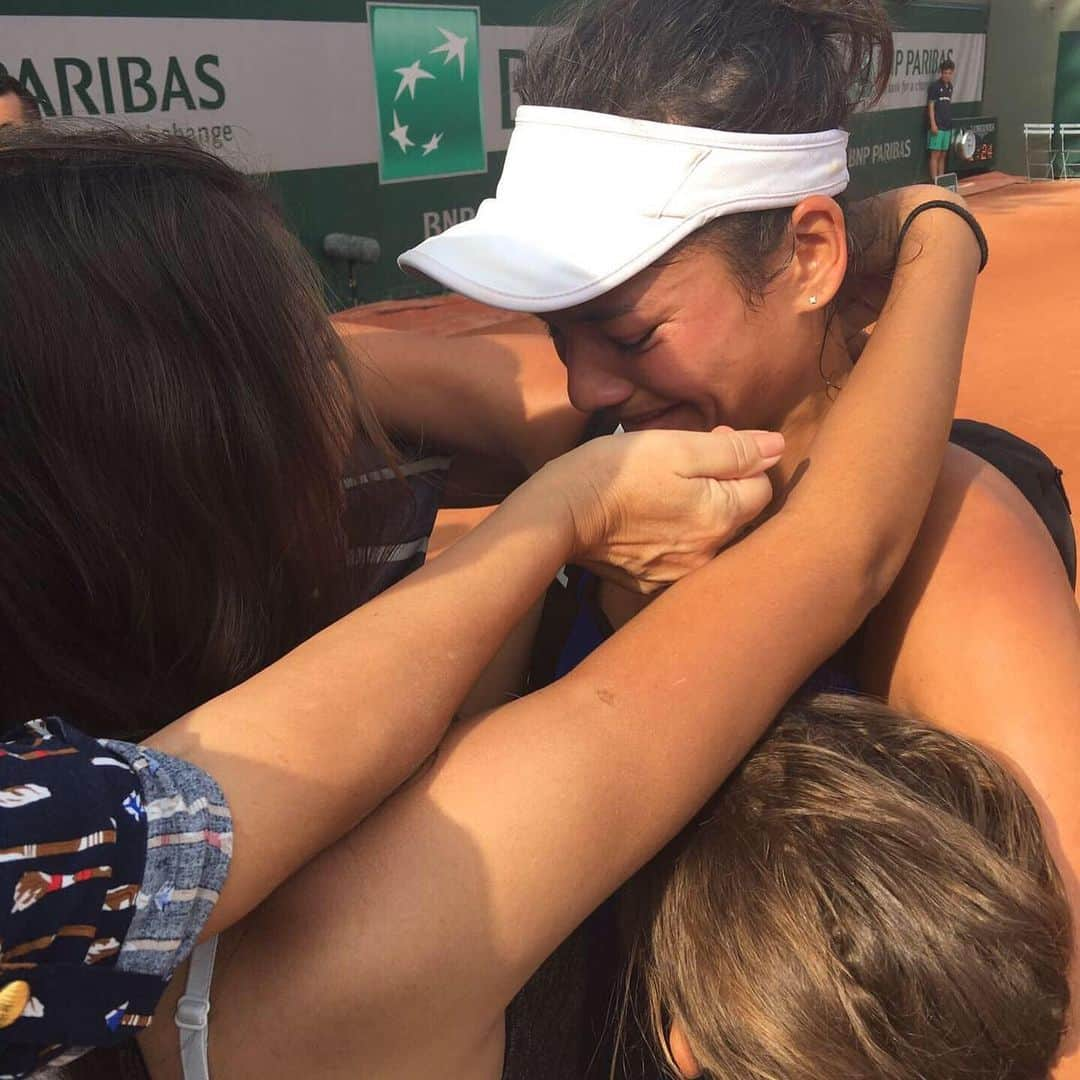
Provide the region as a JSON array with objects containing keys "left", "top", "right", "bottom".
[
  {"left": 337, "top": 325, "right": 583, "bottom": 481},
  {"left": 146, "top": 424, "right": 776, "bottom": 935}
]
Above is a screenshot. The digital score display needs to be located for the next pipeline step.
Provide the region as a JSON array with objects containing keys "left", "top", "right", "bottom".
[{"left": 951, "top": 117, "right": 998, "bottom": 172}]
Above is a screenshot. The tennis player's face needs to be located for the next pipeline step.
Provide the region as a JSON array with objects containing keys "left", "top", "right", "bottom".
[{"left": 543, "top": 245, "right": 825, "bottom": 435}]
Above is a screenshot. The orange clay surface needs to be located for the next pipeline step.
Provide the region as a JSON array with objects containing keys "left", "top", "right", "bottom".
[{"left": 335, "top": 174, "right": 1080, "bottom": 590}]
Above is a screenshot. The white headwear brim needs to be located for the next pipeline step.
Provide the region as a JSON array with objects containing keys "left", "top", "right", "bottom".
[{"left": 399, "top": 106, "right": 850, "bottom": 313}]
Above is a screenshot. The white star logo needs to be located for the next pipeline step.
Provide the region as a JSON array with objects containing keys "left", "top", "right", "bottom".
[
  {"left": 421, "top": 132, "right": 444, "bottom": 157},
  {"left": 388, "top": 111, "right": 414, "bottom": 154},
  {"left": 393, "top": 58, "right": 435, "bottom": 101},
  {"left": 430, "top": 27, "right": 469, "bottom": 79}
]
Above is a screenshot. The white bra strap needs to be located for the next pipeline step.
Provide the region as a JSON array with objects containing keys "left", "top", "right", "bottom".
[{"left": 174, "top": 934, "right": 219, "bottom": 1080}]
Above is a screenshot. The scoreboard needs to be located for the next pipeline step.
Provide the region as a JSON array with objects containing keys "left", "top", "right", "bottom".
[{"left": 950, "top": 117, "right": 998, "bottom": 173}]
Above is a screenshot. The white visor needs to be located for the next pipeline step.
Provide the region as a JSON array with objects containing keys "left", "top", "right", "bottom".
[{"left": 398, "top": 106, "right": 850, "bottom": 313}]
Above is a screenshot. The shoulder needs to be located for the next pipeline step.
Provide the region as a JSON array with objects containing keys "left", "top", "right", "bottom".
[
  {"left": 860, "top": 446, "right": 1080, "bottom": 1063},
  {"left": 859, "top": 443, "right": 1078, "bottom": 706},
  {"left": 918, "top": 443, "right": 1069, "bottom": 591},
  {"left": 888, "top": 442, "right": 1069, "bottom": 607}
]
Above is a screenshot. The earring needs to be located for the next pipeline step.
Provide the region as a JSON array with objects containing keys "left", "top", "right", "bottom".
[{"left": 809, "top": 295, "right": 818, "bottom": 306}]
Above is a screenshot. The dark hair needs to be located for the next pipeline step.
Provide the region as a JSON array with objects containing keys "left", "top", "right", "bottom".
[
  {"left": 0, "top": 127, "right": 403, "bottom": 739},
  {"left": 0, "top": 74, "right": 42, "bottom": 123},
  {"left": 620, "top": 694, "right": 1072, "bottom": 1079},
  {"left": 518, "top": 0, "right": 895, "bottom": 301},
  {"left": 941, "top": 58, "right": 957, "bottom": 72}
]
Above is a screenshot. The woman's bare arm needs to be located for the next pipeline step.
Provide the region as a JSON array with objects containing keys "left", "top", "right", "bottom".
[
  {"left": 338, "top": 325, "right": 584, "bottom": 477},
  {"left": 145, "top": 425, "right": 776, "bottom": 935}
]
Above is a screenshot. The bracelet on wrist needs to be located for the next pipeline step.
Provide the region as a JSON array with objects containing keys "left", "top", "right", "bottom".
[{"left": 895, "top": 200, "right": 989, "bottom": 273}]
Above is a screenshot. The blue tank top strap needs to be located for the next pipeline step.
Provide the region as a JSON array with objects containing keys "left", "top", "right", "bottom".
[{"left": 554, "top": 570, "right": 612, "bottom": 680}]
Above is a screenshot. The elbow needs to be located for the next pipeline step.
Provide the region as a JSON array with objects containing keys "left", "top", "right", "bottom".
[
  {"left": 789, "top": 491, "right": 924, "bottom": 619},
  {"left": 805, "top": 509, "right": 924, "bottom": 626}
]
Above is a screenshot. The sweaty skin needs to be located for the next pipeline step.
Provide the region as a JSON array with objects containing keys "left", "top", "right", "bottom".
[
  {"left": 543, "top": 200, "right": 1080, "bottom": 1072},
  {"left": 348, "top": 193, "right": 1079, "bottom": 1072}
]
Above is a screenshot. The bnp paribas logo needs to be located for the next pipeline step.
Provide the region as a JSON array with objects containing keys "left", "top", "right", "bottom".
[{"left": 368, "top": 3, "right": 486, "bottom": 184}]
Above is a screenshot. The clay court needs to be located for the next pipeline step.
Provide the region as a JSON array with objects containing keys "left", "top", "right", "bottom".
[
  {"left": 337, "top": 174, "right": 1080, "bottom": 594},
  {"left": 954, "top": 178, "right": 1080, "bottom": 521}
]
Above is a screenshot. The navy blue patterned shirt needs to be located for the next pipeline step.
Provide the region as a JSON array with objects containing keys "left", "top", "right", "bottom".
[{"left": 0, "top": 718, "right": 231, "bottom": 1078}]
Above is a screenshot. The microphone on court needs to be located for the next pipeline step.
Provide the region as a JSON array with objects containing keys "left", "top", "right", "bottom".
[
  {"left": 322, "top": 233, "right": 381, "bottom": 265},
  {"left": 322, "top": 234, "right": 381, "bottom": 307}
]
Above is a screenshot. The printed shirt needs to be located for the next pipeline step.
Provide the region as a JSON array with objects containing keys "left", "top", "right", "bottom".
[{"left": 0, "top": 718, "right": 231, "bottom": 1079}]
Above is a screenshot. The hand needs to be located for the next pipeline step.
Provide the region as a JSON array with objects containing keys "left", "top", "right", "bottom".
[
  {"left": 838, "top": 185, "right": 974, "bottom": 359},
  {"left": 537, "top": 427, "right": 782, "bottom": 595}
]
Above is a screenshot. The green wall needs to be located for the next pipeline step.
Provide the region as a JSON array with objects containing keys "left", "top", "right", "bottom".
[
  {"left": 983, "top": 0, "right": 1080, "bottom": 175},
  {"left": 846, "top": 2, "right": 990, "bottom": 198},
  {"left": 1054, "top": 30, "right": 1080, "bottom": 124},
  {"left": 268, "top": 153, "right": 514, "bottom": 306},
  {"left": 1, "top": 0, "right": 991, "bottom": 304}
]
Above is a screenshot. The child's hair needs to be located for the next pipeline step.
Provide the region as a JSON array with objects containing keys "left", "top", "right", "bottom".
[
  {"left": 941, "top": 58, "right": 957, "bottom": 72},
  {"left": 619, "top": 694, "right": 1072, "bottom": 1079}
]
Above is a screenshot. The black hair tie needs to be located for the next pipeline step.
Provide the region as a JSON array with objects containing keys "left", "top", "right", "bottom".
[{"left": 895, "top": 200, "right": 989, "bottom": 273}]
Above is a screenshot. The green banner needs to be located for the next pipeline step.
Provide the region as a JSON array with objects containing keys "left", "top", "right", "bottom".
[
  {"left": 369, "top": 4, "right": 487, "bottom": 183},
  {"left": 846, "top": 102, "right": 985, "bottom": 198}
]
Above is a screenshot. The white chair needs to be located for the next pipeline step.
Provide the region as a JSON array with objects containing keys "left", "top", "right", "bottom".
[
  {"left": 1058, "top": 124, "right": 1080, "bottom": 179},
  {"left": 1023, "top": 123, "right": 1057, "bottom": 180}
]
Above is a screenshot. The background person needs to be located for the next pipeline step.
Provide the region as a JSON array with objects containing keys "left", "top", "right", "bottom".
[
  {"left": 928, "top": 58, "right": 956, "bottom": 181},
  {"left": 0, "top": 75, "right": 42, "bottom": 126}
]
